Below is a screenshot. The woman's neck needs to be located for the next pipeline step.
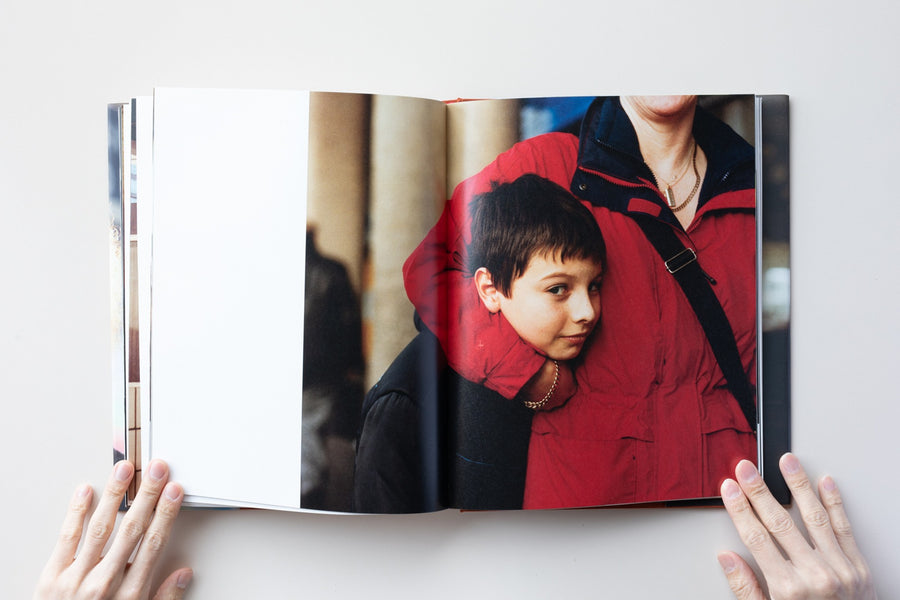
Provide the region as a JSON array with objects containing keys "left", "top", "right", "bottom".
[{"left": 620, "top": 96, "right": 697, "bottom": 180}]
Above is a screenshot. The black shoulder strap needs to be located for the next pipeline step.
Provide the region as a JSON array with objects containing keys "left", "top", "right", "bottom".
[{"left": 631, "top": 214, "right": 757, "bottom": 433}]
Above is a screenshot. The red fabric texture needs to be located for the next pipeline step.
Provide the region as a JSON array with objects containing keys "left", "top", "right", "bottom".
[{"left": 403, "top": 130, "right": 757, "bottom": 508}]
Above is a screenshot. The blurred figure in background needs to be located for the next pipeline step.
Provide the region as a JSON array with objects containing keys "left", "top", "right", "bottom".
[{"left": 302, "top": 227, "right": 364, "bottom": 511}]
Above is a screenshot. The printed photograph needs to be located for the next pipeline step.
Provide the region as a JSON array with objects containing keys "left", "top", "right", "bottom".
[{"left": 300, "top": 94, "right": 762, "bottom": 512}]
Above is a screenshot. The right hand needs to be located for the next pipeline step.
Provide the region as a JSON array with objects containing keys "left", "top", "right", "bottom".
[{"left": 718, "top": 453, "right": 875, "bottom": 599}]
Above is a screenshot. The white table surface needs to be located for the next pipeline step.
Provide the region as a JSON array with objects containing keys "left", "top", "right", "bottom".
[{"left": 2, "top": 0, "right": 898, "bottom": 597}]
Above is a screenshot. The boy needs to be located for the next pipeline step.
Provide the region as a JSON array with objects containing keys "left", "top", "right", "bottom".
[{"left": 353, "top": 174, "right": 606, "bottom": 512}]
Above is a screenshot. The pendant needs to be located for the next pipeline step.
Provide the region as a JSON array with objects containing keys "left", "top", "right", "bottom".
[{"left": 665, "top": 187, "right": 676, "bottom": 208}]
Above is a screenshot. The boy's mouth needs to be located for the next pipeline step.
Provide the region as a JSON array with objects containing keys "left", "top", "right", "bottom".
[{"left": 560, "top": 332, "right": 590, "bottom": 343}]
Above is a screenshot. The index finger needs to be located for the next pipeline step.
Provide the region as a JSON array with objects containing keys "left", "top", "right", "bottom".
[
  {"left": 97, "top": 460, "right": 171, "bottom": 574},
  {"left": 733, "top": 460, "right": 813, "bottom": 560},
  {"left": 720, "top": 477, "right": 792, "bottom": 581}
]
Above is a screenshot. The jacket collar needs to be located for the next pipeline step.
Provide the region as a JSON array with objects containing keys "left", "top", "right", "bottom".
[{"left": 576, "top": 97, "right": 755, "bottom": 211}]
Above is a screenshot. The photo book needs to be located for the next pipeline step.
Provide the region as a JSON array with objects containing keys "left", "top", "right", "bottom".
[{"left": 107, "top": 89, "right": 790, "bottom": 513}]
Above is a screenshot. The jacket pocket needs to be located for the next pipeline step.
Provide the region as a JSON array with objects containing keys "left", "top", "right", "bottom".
[
  {"left": 699, "top": 387, "right": 755, "bottom": 435},
  {"left": 525, "top": 397, "right": 654, "bottom": 507},
  {"left": 699, "top": 387, "right": 758, "bottom": 497}
]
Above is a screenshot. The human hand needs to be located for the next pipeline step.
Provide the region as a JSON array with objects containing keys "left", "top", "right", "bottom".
[
  {"left": 34, "top": 460, "right": 192, "bottom": 600},
  {"left": 718, "top": 453, "right": 875, "bottom": 599}
]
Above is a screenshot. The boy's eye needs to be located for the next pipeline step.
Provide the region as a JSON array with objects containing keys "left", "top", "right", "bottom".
[
  {"left": 589, "top": 279, "right": 603, "bottom": 293},
  {"left": 547, "top": 285, "right": 567, "bottom": 296}
]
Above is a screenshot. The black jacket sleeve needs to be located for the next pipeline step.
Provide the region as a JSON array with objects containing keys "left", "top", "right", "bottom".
[
  {"left": 353, "top": 331, "right": 445, "bottom": 513},
  {"left": 354, "top": 391, "right": 427, "bottom": 513}
]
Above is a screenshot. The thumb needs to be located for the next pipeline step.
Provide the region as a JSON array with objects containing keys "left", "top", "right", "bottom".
[
  {"left": 718, "top": 552, "right": 765, "bottom": 600},
  {"left": 152, "top": 568, "right": 193, "bottom": 600}
]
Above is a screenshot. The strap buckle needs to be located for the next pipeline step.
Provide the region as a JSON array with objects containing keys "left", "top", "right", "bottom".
[{"left": 665, "top": 248, "right": 697, "bottom": 274}]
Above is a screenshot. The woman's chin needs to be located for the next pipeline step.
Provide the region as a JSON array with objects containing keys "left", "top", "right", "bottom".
[{"left": 626, "top": 95, "right": 697, "bottom": 119}]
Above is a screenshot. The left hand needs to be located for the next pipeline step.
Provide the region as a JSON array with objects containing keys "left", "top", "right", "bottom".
[{"left": 34, "top": 459, "right": 191, "bottom": 600}]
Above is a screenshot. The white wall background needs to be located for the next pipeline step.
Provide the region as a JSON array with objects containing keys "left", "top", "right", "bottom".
[{"left": 1, "top": 1, "right": 898, "bottom": 598}]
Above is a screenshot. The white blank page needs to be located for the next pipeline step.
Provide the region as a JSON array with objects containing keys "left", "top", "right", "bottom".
[{"left": 150, "top": 88, "right": 309, "bottom": 508}]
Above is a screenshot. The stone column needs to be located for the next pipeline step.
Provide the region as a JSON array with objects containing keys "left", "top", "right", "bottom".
[
  {"left": 367, "top": 95, "right": 446, "bottom": 387},
  {"left": 446, "top": 99, "right": 519, "bottom": 195},
  {"left": 307, "top": 92, "right": 370, "bottom": 290}
]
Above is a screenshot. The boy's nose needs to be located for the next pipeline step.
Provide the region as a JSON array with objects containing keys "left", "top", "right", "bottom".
[{"left": 570, "top": 291, "right": 599, "bottom": 323}]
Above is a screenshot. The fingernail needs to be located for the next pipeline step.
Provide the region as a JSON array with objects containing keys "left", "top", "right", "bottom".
[
  {"left": 717, "top": 553, "right": 737, "bottom": 574},
  {"left": 822, "top": 475, "right": 836, "bottom": 492},
  {"left": 721, "top": 479, "right": 741, "bottom": 500},
  {"left": 147, "top": 460, "right": 167, "bottom": 481},
  {"left": 115, "top": 461, "right": 134, "bottom": 482},
  {"left": 176, "top": 569, "right": 193, "bottom": 590},
  {"left": 164, "top": 482, "right": 182, "bottom": 501},
  {"left": 735, "top": 460, "right": 759, "bottom": 484},
  {"left": 76, "top": 483, "right": 92, "bottom": 498},
  {"left": 781, "top": 453, "right": 800, "bottom": 474}
]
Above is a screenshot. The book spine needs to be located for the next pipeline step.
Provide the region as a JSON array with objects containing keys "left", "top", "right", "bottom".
[{"left": 756, "top": 95, "right": 791, "bottom": 504}]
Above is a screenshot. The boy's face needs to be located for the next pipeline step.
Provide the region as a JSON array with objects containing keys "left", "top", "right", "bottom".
[{"left": 492, "top": 253, "right": 603, "bottom": 361}]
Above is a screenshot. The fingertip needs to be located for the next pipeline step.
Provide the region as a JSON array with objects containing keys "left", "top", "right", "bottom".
[
  {"left": 176, "top": 568, "right": 193, "bottom": 590},
  {"left": 69, "top": 483, "right": 94, "bottom": 512},
  {"left": 779, "top": 452, "right": 801, "bottom": 475},
  {"left": 146, "top": 459, "right": 169, "bottom": 483},
  {"left": 163, "top": 481, "right": 184, "bottom": 502},
  {"left": 721, "top": 478, "right": 742, "bottom": 500},
  {"left": 114, "top": 460, "right": 135, "bottom": 482},
  {"left": 75, "top": 482, "right": 93, "bottom": 499},
  {"left": 153, "top": 568, "right": 193, "bottom": 600},
  {"left": 717, "top": 552, "right": 763, "bottom": 599},
  {"left": 735, "top": 459, "right": 760, "bottom": 484},
  {"left": 717, "top": 551, "right": 738, "bottom": 574}
]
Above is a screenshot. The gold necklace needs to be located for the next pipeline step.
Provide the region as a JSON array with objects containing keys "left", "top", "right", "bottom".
[
  {"left": 670, "top": 144, "right": 700, "bottom": 212},
  {"left": 654, "top": 141, "right": 695, "bottom": 208}
]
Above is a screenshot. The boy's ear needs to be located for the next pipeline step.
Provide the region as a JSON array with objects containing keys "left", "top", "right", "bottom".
[{"left": 474, "top": 267, "right": 502, "bottom": 314}]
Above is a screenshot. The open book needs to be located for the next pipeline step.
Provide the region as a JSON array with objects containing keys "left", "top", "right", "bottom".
[{"left": 108, "top": 90, "right": 790, "bottom": 513}]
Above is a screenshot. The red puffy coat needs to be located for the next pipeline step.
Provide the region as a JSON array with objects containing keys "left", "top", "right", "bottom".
[{"left": 403, "top": 98, "right": 757, "bottom": 507}]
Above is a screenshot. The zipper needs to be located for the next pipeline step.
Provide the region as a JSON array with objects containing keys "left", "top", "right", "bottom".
[
  {"left": 576, "top": 164, "right": 672, "bottom": 212},
  {"left": 577, "top": 164, "right": 719, "bottom": 285},
  {"left": 577, "top": 164, "right": 660, "bottom": 194}
]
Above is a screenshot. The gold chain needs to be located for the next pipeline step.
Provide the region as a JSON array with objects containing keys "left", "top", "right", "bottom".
[
  {"left": 670, "top": 144, "right": 700, "bottom": 212},
  {"left": 523, "top": 360, "right": 559, "bottom": 410}
]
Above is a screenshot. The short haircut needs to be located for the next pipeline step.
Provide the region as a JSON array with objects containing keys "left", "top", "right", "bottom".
[{"left": 466, "top": 174, "right": 607, "bottom": 297}]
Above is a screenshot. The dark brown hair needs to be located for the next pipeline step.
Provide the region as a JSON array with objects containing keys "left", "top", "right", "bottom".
[{"left": 467, "top": 174, "right": 606, "bottom": 297}]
